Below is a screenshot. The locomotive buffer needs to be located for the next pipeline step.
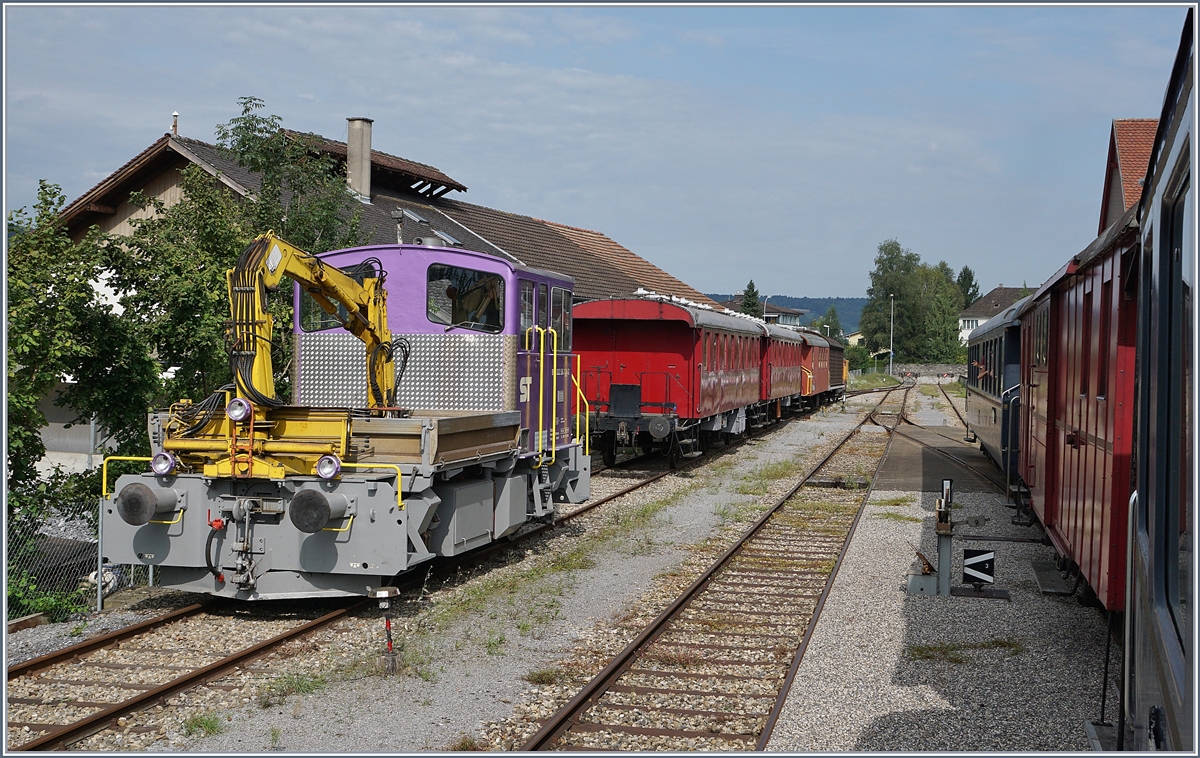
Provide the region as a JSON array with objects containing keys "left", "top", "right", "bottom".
[{"left": 907, "top": 479, "right": 1009, "bottom": 599}]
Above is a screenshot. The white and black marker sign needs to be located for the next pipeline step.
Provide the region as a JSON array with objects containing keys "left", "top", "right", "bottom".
[{"left": 963, "top": 549, "right": 995, "bottom": 584}]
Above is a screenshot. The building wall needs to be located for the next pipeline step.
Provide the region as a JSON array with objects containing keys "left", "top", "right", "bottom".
[{"left": 69, "top": 159, "right": 187, "bottom": 242}]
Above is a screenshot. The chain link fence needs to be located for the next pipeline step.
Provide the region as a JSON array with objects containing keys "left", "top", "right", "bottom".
[{"left": 7, "top": 500, "right": 151, "bottom": 622}]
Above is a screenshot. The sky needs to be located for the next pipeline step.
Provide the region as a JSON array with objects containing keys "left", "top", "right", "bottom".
[{"left": 3, "top": 4, "right": 1190, "bottom": 298}]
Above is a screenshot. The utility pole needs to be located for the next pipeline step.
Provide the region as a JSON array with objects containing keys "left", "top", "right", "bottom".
[{"left": 889, "top": 294, "right": 895, "bottom": 376}]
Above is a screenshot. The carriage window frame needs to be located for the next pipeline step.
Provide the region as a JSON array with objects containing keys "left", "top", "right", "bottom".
[
  {"left": 520, "top": 280, "right": 535, "bottom": 338},
  {"left": 426, "top": 263, "right": 506, "bottom": 333},
  {"left": 537, "top": 284, "right": 548, "bottom": 329}
]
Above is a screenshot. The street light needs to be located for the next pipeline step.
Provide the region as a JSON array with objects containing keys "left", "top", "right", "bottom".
[{"left": 889, "top": 294, "right": 895, "bottom": 376}]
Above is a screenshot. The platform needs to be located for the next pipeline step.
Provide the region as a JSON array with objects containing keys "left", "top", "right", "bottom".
[{"left": 873, "top": 425, "right": 999, "bottom": 493}]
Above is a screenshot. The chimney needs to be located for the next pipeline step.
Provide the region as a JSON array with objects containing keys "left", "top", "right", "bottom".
[
  {"left": 172, "top": 111, "right": 179, "bottom": 136},
  {"left": 346, "top": 117, "right": 374, "bottom": 201}
]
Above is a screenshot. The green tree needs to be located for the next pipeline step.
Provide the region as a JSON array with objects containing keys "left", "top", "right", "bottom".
[
  {"left": 845, "top": 344, "right": 870, "bottom": 371},
  {"left": 918, "top": 263, "right": 965, "bottom": 362},
  {"left": 741, "top": 280, "right": 763, "bottom": 318},
  {"left": 810, "top": 306, "right": 843, "bottom": 342},
  {"left": 858, "top": 239, "right": 922, "bottom": 361},
  {"left": 6, "top": 183, "right": 156, "bottom": 493},
  {"left": 956, "top": 265, "right": 980, "bottom": 308}
]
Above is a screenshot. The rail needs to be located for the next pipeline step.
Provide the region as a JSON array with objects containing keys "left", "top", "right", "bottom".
[{"left": 522, "top": 384, "right": 907, "bottom": 750}]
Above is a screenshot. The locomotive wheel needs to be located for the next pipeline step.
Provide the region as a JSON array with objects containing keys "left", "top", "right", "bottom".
[{"left": 602, "top": 431, "right": 617, "bottom": 467}]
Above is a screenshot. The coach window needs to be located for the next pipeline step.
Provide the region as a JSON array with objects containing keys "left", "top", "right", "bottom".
[
  {"left": 300, "top": 263, "right": 370, "bottom": 332},
  {"left": 552, "top": 288, "right": 572, "bottom": 351},
  {"left": 1080, "top": 290, "right": 1093, "bottom": 397},
  {"left": 537, "top": 284, "right": 548, "bottom": 329},
  {"left": 1098, "top": 280, "right": 1113, "bottom": 398},
  {"left": 427, "top": 264, "right": 504, "bottom": 333},
  {"left": 1165, "top": 180, "right": 1192, "bottom": 643}
]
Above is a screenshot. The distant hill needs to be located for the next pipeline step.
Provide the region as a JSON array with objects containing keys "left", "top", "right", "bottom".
[{"left": 705, "top": 295, "right": 869, "bottom": 333}]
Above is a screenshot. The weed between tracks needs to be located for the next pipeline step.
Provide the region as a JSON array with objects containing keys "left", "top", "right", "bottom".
[
  {"left": 872, "top": 511, "right": 922, "bottom": 523},
  {"left": 182, "top": 712, "right": 224, "bottom": 737},
  {"left": 907, "top": 637, "right": 1025, "bottom": 664},
  {"left": 257, "top": 671, "right": 327, "bottom": 707},
  {"left": 414, "top": 477, "right": 704, "bottom": 663}
]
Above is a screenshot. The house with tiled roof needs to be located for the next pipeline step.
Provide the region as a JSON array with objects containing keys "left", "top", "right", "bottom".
[
  {"left": 45, "top": 116, "right": 718, "bottom": 473},
  {"left": 1098, "top": 118, "right": 1157, "bottom": 235},
  {"left": 714, "top": 297, "right": 806, "bottom": 326},
  {"left": 958, "top": 286, "right": 1028, "bottom": 343},
  {"left": 61, "top": 118, "right": 715, "bottom": 306}
]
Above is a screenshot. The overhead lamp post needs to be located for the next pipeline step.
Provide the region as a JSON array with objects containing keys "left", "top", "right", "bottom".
[{"left": 889, "top": 294, "right": 895, "bottom": 376}]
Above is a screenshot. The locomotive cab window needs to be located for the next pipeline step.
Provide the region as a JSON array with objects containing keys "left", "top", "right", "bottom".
[
  {"left": 520, "top": 281, "right": 535, "bottom": 346},
  {"left": 427, "top": 264, "right": 505, "bottom": 333},
  {"left": 551, "top": 287, "right": 572, "bottom": 351}
]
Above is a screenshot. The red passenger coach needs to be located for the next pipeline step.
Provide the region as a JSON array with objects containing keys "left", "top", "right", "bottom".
[
  {"left": 574, "top": 297, "right": 842, "bottom": 466},
  {"left": 1018, "top": 205, "right": 1139, "bottom": 610},
  {"left": 761, "top": 323, "right": 807, "bottom": 403}
]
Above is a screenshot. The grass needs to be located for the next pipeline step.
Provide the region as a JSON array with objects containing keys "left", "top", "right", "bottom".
[
  {"left": 448, "top": 734, "right": 486, "bottom": 751},
  {"left": 944, "top": 381, "right": 967, "bottom": 398},
  {"left": 872, "top": 511, "right": 922, "bottom": 523},
  {"left": 268, "top": 726, "right": 282, "bottom": 750},
  {"left": 641, "top": 646, "right": 703, "bottom": 668},
  {"left": 873, "top": 495, "right": 914, "bottom": 507},
  {"left": 919, "top": 384, "right": 940, "bottom": 398},
  {"left": 257, "top": 671, "right": 327, "bottom": 707},
  {"left": 182, "top": 712, "right": 224, "bottom": 737},
  {"left": 736, "top": 458, "right": 804, "bottom": 495},
  {"left": 522, "top": 667, "right": 568, "bottom": 685},
  {"left": 485, "top": 630, "right": 506, "bottom": 655},
  {"left": 849, "top": 372, "right": 900, "bottom": 390},
  {"left": 69, "top": 621, "right": 87, "bottom": 637},
  {"left": 907, "top": 637, "right": 1025, "bottom": 664}
]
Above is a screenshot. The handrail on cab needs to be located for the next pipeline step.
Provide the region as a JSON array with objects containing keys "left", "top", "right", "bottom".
[{"left": 572, "top": 354, "right": 590, "bottom": 456}]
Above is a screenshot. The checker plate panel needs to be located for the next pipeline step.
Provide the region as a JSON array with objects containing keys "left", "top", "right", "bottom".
[{"left": 296, "top": 332, "right": 516, "bottom": 411}]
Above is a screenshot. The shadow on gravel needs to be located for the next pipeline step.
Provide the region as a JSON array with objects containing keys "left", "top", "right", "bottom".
[{"left": 850, "top": 485, "right": 1118, "bottom": 752}]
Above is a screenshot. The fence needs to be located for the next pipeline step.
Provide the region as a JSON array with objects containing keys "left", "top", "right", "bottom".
[{"left": 7, "top": 500, "right": 151, "bottom": 622}]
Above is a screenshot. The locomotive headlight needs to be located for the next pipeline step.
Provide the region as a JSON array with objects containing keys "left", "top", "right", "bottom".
[
  {"left": 226, "top": 397, "right": 253, "bottom": 422},
  {"left": 150, "top": 452, "right": 177, "bottom": 476},
  {"left": 315, "top": 454, "right": 341, "bottom": 480}
]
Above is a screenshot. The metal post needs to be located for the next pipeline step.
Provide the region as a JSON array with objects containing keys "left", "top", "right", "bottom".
[
  {"left": 87, "top": 416, "right": 96, "bottom": 471},
  {"left": 889, "top": 294, "right": 895, "bottom": 376},
  {"left": 96, "top": 502, "right": 104, "bottom": 612},
  {"left": 937, "top": 531, "right": 952, "bottom": 595}
]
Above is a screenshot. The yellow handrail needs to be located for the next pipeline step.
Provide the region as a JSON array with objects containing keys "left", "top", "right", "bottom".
[
  {"left": 547, "top": 327, "right": 558, "bottom": 467},
  {"left": 102, "top": 456, "right": 154, "bottom": 499},
  {"left": 535, "top": 326, "right": 545, "bottom": 465},
  {"left": 322, "top": 514, "right": 354, "bottom": 533},
  {"left": 149, "top": 508, "right": 185, "bottom": 526},
  {"left": 572, "top": 354, "right": 590, "bottom": 455},
  {"left": 339, "top": 462, "right": 404, "bottom": 511}
]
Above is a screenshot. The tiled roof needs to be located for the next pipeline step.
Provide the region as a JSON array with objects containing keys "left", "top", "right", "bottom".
[
  {"left": 715, "top": 298, "right": 804, "bottom": 315},
  {"left": 1112, "top": 119, "right": 1158, "bottom": 211},
  {"left": 543, "top": 221, "right": 718, "bottom": 306},
  {"left": 960, "top": 286, "right": 1027, "bottom": 319},
  {"left": 285, "top": 130, "right": 466, "bottom": 196},
  {"left": 66, "top": 133, "right": 711, "bottom": 303}
]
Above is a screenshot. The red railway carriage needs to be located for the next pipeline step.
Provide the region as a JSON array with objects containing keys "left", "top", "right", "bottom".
[
  {"left": 574, "top": 299, "right": 760, "bottom": 460},
  {"left": 761, "top": 323, "right": 807, "bottom": 402},
  {"left": 1018, "top": 205, "right": 1139, "bottom": 610},
  {"left": 799, "top": 332, "right": 832, "bottom": 397}
]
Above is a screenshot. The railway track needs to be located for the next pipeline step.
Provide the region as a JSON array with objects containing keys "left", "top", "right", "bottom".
[
  {"left": 5, "top": 394, "right": 877, "bottom": 751},
  {"left": 520, "top": 385, "right": 909, "bottom": 751},
  {"left": 6, "top": 600, "right": 363, "bottom": 751},
  {"left": 936, "top": 380, "right": 968, "bottom": 427}
]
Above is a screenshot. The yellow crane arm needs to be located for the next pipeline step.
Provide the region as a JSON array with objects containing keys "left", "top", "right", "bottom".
[{"left": 226, "top": 233, "right": 394, "bottom": 410}]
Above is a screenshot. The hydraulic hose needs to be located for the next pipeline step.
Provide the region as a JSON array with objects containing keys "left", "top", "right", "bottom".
[{"left": 206, "top": 519, "right": 226, "bottom": 583}]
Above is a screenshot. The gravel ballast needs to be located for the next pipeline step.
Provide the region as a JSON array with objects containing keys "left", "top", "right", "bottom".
[
  {"left": 765, "top": 390, "right": 1118, "bottom": 752},
  {"left": 52, "top": 402, "right": 869, "bottom": 752}
]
